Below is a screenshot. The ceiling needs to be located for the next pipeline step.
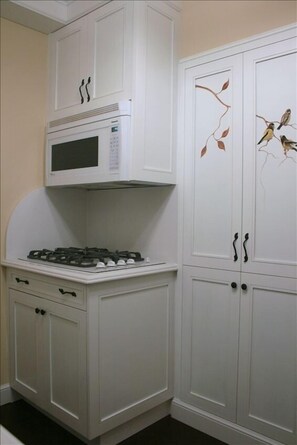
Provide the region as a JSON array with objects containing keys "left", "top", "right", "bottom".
[{"left": 0, "top": 0, "right": 110, "bottom": 34}]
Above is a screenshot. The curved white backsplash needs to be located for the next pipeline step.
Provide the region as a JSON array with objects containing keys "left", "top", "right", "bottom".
[{"left": 6, "top": 186, "right": 177, "bottom": 263}]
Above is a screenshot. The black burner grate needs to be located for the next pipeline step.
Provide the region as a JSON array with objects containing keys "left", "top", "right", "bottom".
[{"left": 27, "top": 247, "right": 144, "bottom": 268}]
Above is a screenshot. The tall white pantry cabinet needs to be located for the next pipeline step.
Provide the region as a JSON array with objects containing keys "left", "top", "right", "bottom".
[{"left": 175, "top": 27, "right": 297, "bottom": 445}]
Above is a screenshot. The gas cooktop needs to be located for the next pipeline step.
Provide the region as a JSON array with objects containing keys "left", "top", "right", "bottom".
[{"left": 22, "top": 247, "right": 164, "bottom": 273}]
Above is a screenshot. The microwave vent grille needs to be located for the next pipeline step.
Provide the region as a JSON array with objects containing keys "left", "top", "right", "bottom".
[{"left": 49, "top": 103, "right": 120, "bottom": 128}]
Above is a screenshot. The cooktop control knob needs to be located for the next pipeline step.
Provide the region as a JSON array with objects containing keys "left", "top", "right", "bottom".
[
  {"left": 96, "top": 261, "right": 105, "bottom": 268},
  {"left": 126, "top": 258, "right": 135, "bottom": 264},
  {"left": 107, "top": 260, "right": 116, "bottom": 267},
  {"left": 117, "top": 259, "right": 126, "bottom": 266}
]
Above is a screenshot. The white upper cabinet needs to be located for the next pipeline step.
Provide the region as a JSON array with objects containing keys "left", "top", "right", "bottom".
[
  {"left": 183, "top": 54, "right": 243, "bottom": 272},
  {"left": 183, "top": 37, "right": 297, "bottom": 279},
  {"left": 89, "top": 2, "right": 133, "bottom": 106},
  {"left": 242, "top": 39, "right": 297, "bottom": 278},
  {"left": 48, "top": 1, "right": 133, "bottom": 120},
  {"left": 48, "top": 0, "right": 179, "bottom": 185},
  {"left": 49, "top": 18, "right": 89, "bottom": 114}
]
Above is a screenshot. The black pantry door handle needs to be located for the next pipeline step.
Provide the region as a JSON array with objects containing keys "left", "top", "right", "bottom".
[
  {"left": 85, "top": 76, "right": 91, "bottom": 102},
  {"left": 16, "top": 278, "right": 29, "bottom": 285},
  {"left": 243, "top": 233, "right": 249, "bottom": 262},
  {"left": 59, "top": 288, "right": 77, "bottom": 297},
  {"left": 79, "top": 79, "right": 85, "bottom": 104},
  {"left": 232, "top": 232, "right": 238, "bottom": 262}
]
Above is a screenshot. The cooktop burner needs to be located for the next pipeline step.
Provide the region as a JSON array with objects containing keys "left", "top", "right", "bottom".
[{"left": 24, "top": 247, "right": 163, "bottom": 273}]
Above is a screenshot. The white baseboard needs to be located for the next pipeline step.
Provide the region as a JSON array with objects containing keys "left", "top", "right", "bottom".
[
  {"left": 0, "top": 385, "right": 20, "bottom": 406},
  {"left": 171, "top": 399, "right": 284, "bottom": 445},
  {"left": 99, "top": 401, "right": 171, "bottom": 445}
]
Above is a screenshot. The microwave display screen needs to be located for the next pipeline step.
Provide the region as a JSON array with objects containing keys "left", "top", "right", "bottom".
[{"left": 51, "top": 136, "right": 99, "bottom": 171}]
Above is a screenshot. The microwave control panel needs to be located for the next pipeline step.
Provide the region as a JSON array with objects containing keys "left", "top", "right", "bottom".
[{"left": 109, "top": 124, "right": 120, "bottom": 170}]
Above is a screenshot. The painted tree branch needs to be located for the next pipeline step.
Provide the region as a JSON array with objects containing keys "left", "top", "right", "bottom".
[{"left": 196, "top": 79, "right": 231, "bottom": 157}]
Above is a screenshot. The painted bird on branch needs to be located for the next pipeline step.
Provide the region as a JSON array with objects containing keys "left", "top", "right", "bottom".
[
  {"left": 277, "top": 109, "right": 291, "bottom": 130},
  {"left": 257, "top": 123, "right": 274, "bottom": 145},
  {"left": 280, "top": 135, "right": 297, "bottom": 155}
]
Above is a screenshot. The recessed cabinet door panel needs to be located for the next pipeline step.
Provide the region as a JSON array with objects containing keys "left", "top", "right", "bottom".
[
  {"left": 98, "top": 284, "right": 172, "bottom": 431},
  {"left": 9, "top": 290, "right": 44, "bottom": 405},
  {"left": 142, "top": 2, "right": 175, "bottom": 173},
  {"left": 48, "top": 18, "right": 88, "bottom": 118},
  {"left": 183, "top": 55, "right": 243, "bottom": 271},
  {"left": 181, "top": 267, "right": 240, "bottom": 421},
  {"left": 237, "top": 274, "right": 297, "bottom": 444},
  {"left": 44, "top": 301, "right": 87, "bottom": 436},
  {"left": 89, "top": 1, "right": 133, "bottom": 105},
  {"left": 242, "top": 38, "right": 297, "bottom": 278}
]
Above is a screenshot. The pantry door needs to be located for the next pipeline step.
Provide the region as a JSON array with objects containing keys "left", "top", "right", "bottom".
[
  {"left": 183, "top": 54, "right": 243, "bottom": 272},
  {"left": 242, "top": 38, "right": 297, "bottom": 278}
]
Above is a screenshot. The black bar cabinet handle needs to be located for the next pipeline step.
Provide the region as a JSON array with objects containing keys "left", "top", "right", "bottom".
[
  {"left": 59, "top": 288, "right": 77, "bottom": 297},
  {"left": 79, "top": 79, "right": 85, "bottom": 104},
  {"left": 243, "top": 233, "right": 249, "bottom": 262},
  {"left": 85, "top": 76, "right": 91, "bottom": 102},
  {"left": 232, "top": 232, "right": 238, "bottom": 262},
  {"left": 16, "top": 278, "right": 29, "bottom": 285}
]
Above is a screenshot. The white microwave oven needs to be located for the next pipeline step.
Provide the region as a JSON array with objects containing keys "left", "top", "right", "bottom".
[{"left": 46, "top": 113, "right": 131, "bottom": 188}]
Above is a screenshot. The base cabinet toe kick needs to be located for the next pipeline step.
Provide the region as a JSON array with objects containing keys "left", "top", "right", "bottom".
[{"left": 8, "top": 268, "right": 175, "bottom": 441}]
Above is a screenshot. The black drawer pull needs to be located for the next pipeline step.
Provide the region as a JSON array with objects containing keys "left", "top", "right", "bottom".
[
  {"left": 85, "top": 76, "right": 91, "bottom": 102},
  {"left": 40, "top": 309, "right": 46, "bottom": 316},
  {"left": 79, "top": 79, "right": 85, "bottom": 104},
  {"left": 35, "top": 308, "right": 40, "bottom": 314},
  {"left": 59, "top": 288, "right": 77, "bottom": 297},
  {"left": 241, "top": 283, "right": 247, "bottom": 291},
  {"left": 232, "top": 232, "right": 238, "bottom": 262},
  {"left": 231, "top": 282, "right": 237, "bottom": 289},
  {"left": 16, "top": 278, "right": 29, "bottom": 285},
  {"left": 243, "top": 233, "right": 249, "bottom": 262}
]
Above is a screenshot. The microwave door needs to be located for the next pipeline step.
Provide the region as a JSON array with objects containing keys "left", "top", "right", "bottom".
[
  {"left": 51, "top": 136, "right": 99, "bottom": 172},
  {"left": 47, "top": 120, "right": 123, "bottom": 186}
]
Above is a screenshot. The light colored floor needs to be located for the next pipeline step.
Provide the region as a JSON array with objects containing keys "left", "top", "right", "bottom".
[{"left": 0, "top": 426, "right": 24, "bottom": 445}]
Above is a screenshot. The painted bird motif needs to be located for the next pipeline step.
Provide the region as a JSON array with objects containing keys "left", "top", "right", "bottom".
[
  {"left": 280, "top": 135, "right": 297, "bottom": 155},
  {"left": 277, "top": 109, "right": 291, "bottom": 130},
  {"left": 257, "top": 123, "right": 274, "bottom": 145}
]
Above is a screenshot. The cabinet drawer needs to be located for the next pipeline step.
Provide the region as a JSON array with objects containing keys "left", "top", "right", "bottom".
[{"left": 8, "top": 270, "right": 86, "bottom": 310}]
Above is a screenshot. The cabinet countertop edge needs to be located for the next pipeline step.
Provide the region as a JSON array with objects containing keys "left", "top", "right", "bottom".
[{"left": 1, "top": 259, "right": 178, "bottom": 285}]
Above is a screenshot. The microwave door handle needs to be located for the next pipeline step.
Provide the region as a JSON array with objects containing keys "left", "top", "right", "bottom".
[
  {"left": 85, "top": 77, "right": 91, "bottom": 102},
  {"left": 79, "top": 79, "right": 85, "bottom": 104}
]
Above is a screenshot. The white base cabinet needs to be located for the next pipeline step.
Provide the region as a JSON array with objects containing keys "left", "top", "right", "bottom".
[
  {"left": 8, "top": 269, "right": 175, "bottom": 440},
  {"left": 10, "top": 288, "right": 87, "bottom": 435},
  {"left": 181, "top": 267, "right": 240, "bottom": 422},
  {"left": 181, "top": 267, "right": 297, "bottom": 445},
  {"left": 237, "top": 273, "right": 297, "bottom": 445}
]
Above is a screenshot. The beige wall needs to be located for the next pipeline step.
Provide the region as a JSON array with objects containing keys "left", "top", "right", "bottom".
[
  {"left": 180, "top": 1, "right": 297, "bottom": 58},
  {"left": 0, "top": 18, "right": 48, "bottom": 385}
]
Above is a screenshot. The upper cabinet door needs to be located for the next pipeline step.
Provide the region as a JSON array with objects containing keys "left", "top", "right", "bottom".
[
  {"left": 48, "top": 1, "right": 133, "bottom": 123},
  {"left": 242, "top": 38, "right": 297, "bottom": 278},
  {"left": 183, "top": 55, "right": 243, "bottom": 271},
  {"left": 88, "top": 1, "right": 133, "bottom": 108},
  {"left": 48, "top": 17, "right": 89, "bottom": 120}
]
